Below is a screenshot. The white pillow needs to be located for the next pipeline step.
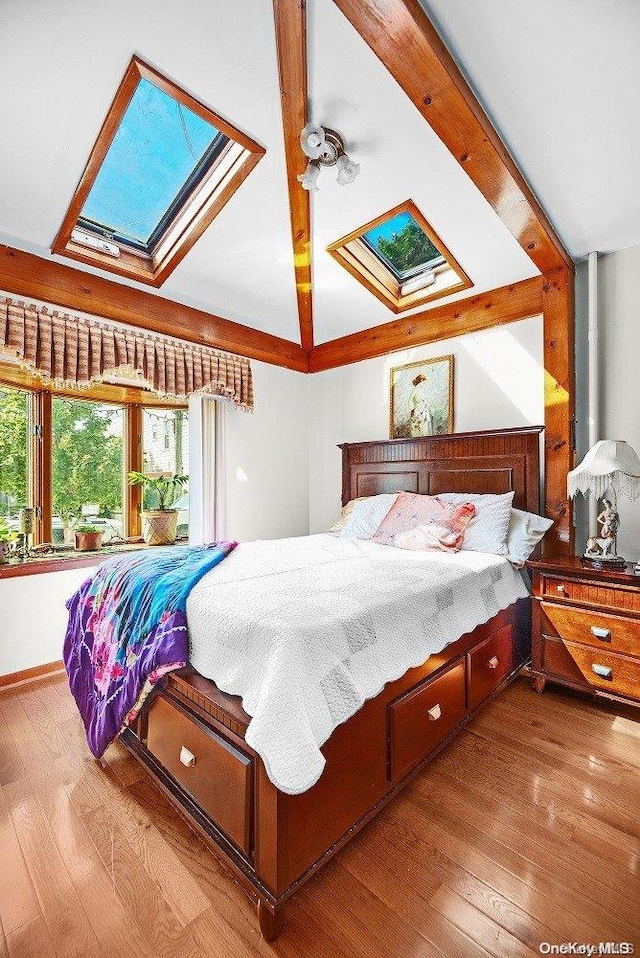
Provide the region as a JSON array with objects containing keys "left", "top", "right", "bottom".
[
  {"left": 438, "top": 491, "right": 515, "bottom": 556},
  {"left": 338, "top": 494, "right": 398, "bottom": 540},
  {"left": 506, "top": 508, "right": 554, "bottom": 566}
]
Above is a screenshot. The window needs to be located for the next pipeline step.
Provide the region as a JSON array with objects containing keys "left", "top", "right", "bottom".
[
  {"left": 52, "top": 398, "right": 125, "bottom": 544},
  {"left": 0, "top": 361, "right": 190, "bottom": 565},
  {"left": 52, "top": 57, "right": 265, "bottom": 287},
  {"left": 327, "top": 200, "right": 472, "bottom": 313},
  {"left": 0, "top": 386, "right": 31, "bottom": 524},
  {"left": 143, "top": 408, "right": 189, "bottom": 539}
]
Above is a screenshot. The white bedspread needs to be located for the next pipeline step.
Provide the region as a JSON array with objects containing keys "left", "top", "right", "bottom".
[{"left": 187, "top": 534, "right": 528, "bottom": 794}]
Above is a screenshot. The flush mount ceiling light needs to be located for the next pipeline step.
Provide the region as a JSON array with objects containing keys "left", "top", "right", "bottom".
[{"left": 297, "top": 123, "right": 360, "bottom": 192}]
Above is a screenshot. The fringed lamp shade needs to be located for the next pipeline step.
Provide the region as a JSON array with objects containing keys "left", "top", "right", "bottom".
[{"left": 567, "top": 440, "right": 640, "bottom": 501}]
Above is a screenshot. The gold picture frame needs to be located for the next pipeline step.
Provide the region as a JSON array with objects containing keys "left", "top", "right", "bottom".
[{"left": 389, "top": 355, "right": 454, "bottom": 439}]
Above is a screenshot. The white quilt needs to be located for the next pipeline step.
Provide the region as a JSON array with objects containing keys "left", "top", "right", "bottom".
[{"left": 187, "top": 534, "right": 528, "bottom": 794}]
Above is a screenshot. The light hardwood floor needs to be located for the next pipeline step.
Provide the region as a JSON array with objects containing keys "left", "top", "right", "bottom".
[{"left": 0, "top": 674, "right": 638, "bottom": 958}]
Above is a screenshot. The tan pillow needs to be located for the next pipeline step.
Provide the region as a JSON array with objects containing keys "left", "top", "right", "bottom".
[{"left": 329, "top": 497, "right": 365, "bottom": 533}]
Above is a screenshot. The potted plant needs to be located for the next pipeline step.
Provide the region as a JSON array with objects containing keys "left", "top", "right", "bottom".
[
  {"left": 128, "top": 472, "right": 188, "bottom": 546},
  {"left": 0, "top": 517, "right": 18, "bottom": 564},
  {"left": 75, "top": 524, "right": 103, "bottom": 552}
]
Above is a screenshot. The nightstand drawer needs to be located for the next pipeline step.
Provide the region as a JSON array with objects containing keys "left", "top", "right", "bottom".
[
  {"left": 542, "top": 637, "right": 640, "bottom": 701},
  {"left": 541, "top": 575, "right": 640, "bottom": 614},
  {"left": 540, "top": 602, "right": 640, "bottom": 659}
]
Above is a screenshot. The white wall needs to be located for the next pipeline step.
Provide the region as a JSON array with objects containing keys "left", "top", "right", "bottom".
[
  {"left": 0, "top": 360, "right": 311, "bottom": 677},
  {"left": 1, "top": 565, "right": 98, "bottom": 675},
  {"left": 309, "top": 316, "right": 544, "bottom": 533},
  {"left": 222, "top": 360, "right": 310, "bottom": 542},
  {"left": 598, "top": 243, "right": 640, "bottom": 559}
]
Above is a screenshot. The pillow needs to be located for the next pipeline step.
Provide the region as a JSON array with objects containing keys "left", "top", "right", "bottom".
[
  {"left": 438, "top": 491, "right": 515, "bottom": 556},
  {"left": 338, "top": 493, "right": 398, "bottom": 539},
  {"left": 370, "top": 492, "right": 476, "bottom": 552},
  {"left": 506, "top": 508, "right": 554, "bottom": 566},
  {"left": 330, "top": 497, "right": 363, "bottom": 533}
]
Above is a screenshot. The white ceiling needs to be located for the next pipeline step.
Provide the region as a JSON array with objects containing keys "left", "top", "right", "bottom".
[
  {"left": 0, "top": 0, "right": 301, "bottom": 341},
  {"left": 308, "top": 0, "right": 537, "bottom": 343},
  {"left": 420, "top": 0, "right": 640, "bottom": 260},
  {"left": 2, "top": 0, "right": 634, "bottom": 346}
]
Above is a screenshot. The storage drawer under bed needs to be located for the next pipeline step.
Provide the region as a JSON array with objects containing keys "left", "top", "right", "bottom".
[
  {"left": 146, "top": 693, "right": 253, "bottom": 858},
  {"left": 389, "top": 659, "right": 466, "bottom": 780}
]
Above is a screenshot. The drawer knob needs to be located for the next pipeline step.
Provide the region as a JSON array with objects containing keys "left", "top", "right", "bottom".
[
  {"left": 179, "top": 746, "right": 196, "bottom": 768},
  {"left": 427, "top": 704, "right": 442, "bottom": 721},
  {"left": 556, "top": 584, "right": 566, "bottom": 594},
  {"left": 488, "top": 656, "right": 499, "bottom": 670},
  {"left": 590, "top": 626, "right": 611, "bottom": 642},
  {"left": 592, "top": 663, "right": 612, "bottom": 680}
]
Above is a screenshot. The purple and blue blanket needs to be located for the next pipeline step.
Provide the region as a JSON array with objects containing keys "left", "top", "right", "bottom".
[{"left": 64, "top": 541, "right": 237, "bottom": 757}]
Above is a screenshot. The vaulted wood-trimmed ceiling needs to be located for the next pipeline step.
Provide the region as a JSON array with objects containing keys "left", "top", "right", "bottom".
[{"left": 0, "top": 0, "right": 578, "bottom": 550}]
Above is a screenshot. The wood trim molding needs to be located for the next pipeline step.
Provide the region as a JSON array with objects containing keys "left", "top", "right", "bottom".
[
  {"left": 272, "top": 0, "right": 314, "bottom": 350},
  {"left": 0, "top": 245, "right": 309, "bottom": 372},
  {"left": 51, "top": 56, "right": 265, "bottom": 288},
  {"left": 126, "top": 405, "right": 143, "bottom": 539},
  {"left": 0, "top": 660, "right": 64, "bottom": 690},
  {"left": 309, "top": 276, "right": 543, "bottom": 371},
  {"left": 542, "top": 266, "right": 575, "bottom": 554},
  {"left": 330, "top": 0, "right": 573, "bottom": 276},
  {"left": 326, "top": 199, "right": 472, "bottom": 314}
]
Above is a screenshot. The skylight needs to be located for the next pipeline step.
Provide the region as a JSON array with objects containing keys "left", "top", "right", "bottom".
[
  {"left": 327, "top": 200, "right": 472, "bottom": 313},
  {"left": 79, "top": 79, "right": 226, "bottom": 250},
  {"left": 53, "top": 57, "right": 265, "bottom": 286}
]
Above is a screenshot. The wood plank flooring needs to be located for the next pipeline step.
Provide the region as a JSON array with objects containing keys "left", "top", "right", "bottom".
[{"left": 0, "top": 675, "right": 638, "bottom": 957}]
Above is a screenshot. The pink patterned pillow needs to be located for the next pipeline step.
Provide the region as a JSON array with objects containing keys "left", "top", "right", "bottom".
[{"left": 370, "top": 492, "right": 476, "bottom": 552}]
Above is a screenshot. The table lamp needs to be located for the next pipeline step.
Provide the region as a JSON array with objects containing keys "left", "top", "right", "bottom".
[{"left": 567, "top": 439, "right": 640, "bottom": 567}]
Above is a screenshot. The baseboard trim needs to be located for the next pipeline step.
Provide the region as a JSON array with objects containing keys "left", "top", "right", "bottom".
[{"left": 0, "top": 660, "right": 64, "bottom": 691}]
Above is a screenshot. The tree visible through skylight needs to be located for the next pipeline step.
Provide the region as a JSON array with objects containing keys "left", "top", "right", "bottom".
[
  {"left": 363, "top": 211, "right": 443, "bottom": 277},
  {"left": 79, "top": 78, "right": 223, "bottom": 247}
]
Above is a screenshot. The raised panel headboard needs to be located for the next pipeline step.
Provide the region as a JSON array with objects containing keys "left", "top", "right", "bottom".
[{"left": 340, "top": 426, "right": 543, "bottom": 514}]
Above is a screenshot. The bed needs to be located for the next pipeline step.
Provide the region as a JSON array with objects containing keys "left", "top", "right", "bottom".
[{"left": 121, "top": 425, "right": 543, "bottom": 939}]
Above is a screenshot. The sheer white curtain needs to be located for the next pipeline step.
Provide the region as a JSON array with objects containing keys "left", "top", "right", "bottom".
[{"left": 188, "top": 396, "right": 225, "bottom": 544}]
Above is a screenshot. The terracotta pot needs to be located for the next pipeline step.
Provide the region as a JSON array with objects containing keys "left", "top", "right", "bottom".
[
  {"left": 141, "top": 510, "right": 178, "bottom": 546},
  {"left": 75, "top": 531, "right": 103, "bottom": 552}
]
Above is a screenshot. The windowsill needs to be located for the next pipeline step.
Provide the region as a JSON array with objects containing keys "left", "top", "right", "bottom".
[{"left": 0, "top": 539, "right": 189, "bottom": 579}]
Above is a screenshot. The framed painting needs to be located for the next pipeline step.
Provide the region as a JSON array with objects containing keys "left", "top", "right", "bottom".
[{"left": 389, "top": 355, "right": 454, "bottom": 439}]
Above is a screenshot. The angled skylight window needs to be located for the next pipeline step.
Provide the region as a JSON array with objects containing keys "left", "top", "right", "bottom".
[
  {"left": 53, "top": 58, "right": 265, "bottom": 287},
  {"left": 327, "top": 200, "right": 471, "bottom": 313}
]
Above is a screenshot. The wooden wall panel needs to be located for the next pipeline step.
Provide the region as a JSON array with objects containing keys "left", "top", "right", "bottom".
[
  {"left": 272, "top": 0, "right": 314, "bottom": 350},
  {"left": 542, "top": 267, "right": 575, "bottom": 554},
  {"left": 309, "top": 277, "right": 543, "bottom": 371},
  {"left": 0, "top": 245, "right": 308, "bottom": 373}
]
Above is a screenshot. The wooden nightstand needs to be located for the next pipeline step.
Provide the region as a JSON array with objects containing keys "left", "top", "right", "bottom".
[{"left": 527, "top": 555, "right": 640, "bottom": 706}]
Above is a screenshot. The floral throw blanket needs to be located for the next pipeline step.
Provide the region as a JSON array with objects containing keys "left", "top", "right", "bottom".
[{"left": 64, "top": 541, "right": 237, "bottom": 757}]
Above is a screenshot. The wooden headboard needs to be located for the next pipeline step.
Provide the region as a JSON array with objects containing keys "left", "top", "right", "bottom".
[{"left": 340, "top": 426, "right": 543, "bottom": 515}]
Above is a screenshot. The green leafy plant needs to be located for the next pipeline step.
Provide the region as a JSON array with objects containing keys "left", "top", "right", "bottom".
[
  {"left": 75, "top": 524, "right": 101, "bottom": 534},
  {"left": 128, "top": 472, "right": 189, "bottom": 511},
  {"left": 0, "top": 516, "right": 18, "bottom": 544},
  {"left": 378, "top": 220, "right": 440, "bottom": 273}
]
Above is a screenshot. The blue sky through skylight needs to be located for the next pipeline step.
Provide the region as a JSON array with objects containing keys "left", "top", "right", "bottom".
[
  {"left": 363, "top": 211, "right": 414, "bottom": 250},
  {"left": 80, "top": 78, "right": 221, "bottom": 245}
]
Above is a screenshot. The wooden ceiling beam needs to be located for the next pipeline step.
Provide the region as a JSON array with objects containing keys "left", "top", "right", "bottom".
[
  {"left": 308, "top": 276, "right": 543, "bottom": 371},
  {"left": 272, "top": 0, "right": 314, "bottom": 351},
  {"left": 330, "top": 0, "right": 573, "bottom": 276},
  {"left": 0, "top": 245, "right": 309, "bottom": 373}
]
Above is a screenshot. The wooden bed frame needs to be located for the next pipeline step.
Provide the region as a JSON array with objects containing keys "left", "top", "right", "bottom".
[{"left": 121, "top": 425, "right": 543, "bottom": 940}]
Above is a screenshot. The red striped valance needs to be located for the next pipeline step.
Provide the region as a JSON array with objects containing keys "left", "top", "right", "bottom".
[{"left": 0, "top": 298, "right": 253, "bottom": 410}]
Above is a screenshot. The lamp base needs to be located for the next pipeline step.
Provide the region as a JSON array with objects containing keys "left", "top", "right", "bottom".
[{"left": 581, "top": 553, "right": 627, "bottom": 570}]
